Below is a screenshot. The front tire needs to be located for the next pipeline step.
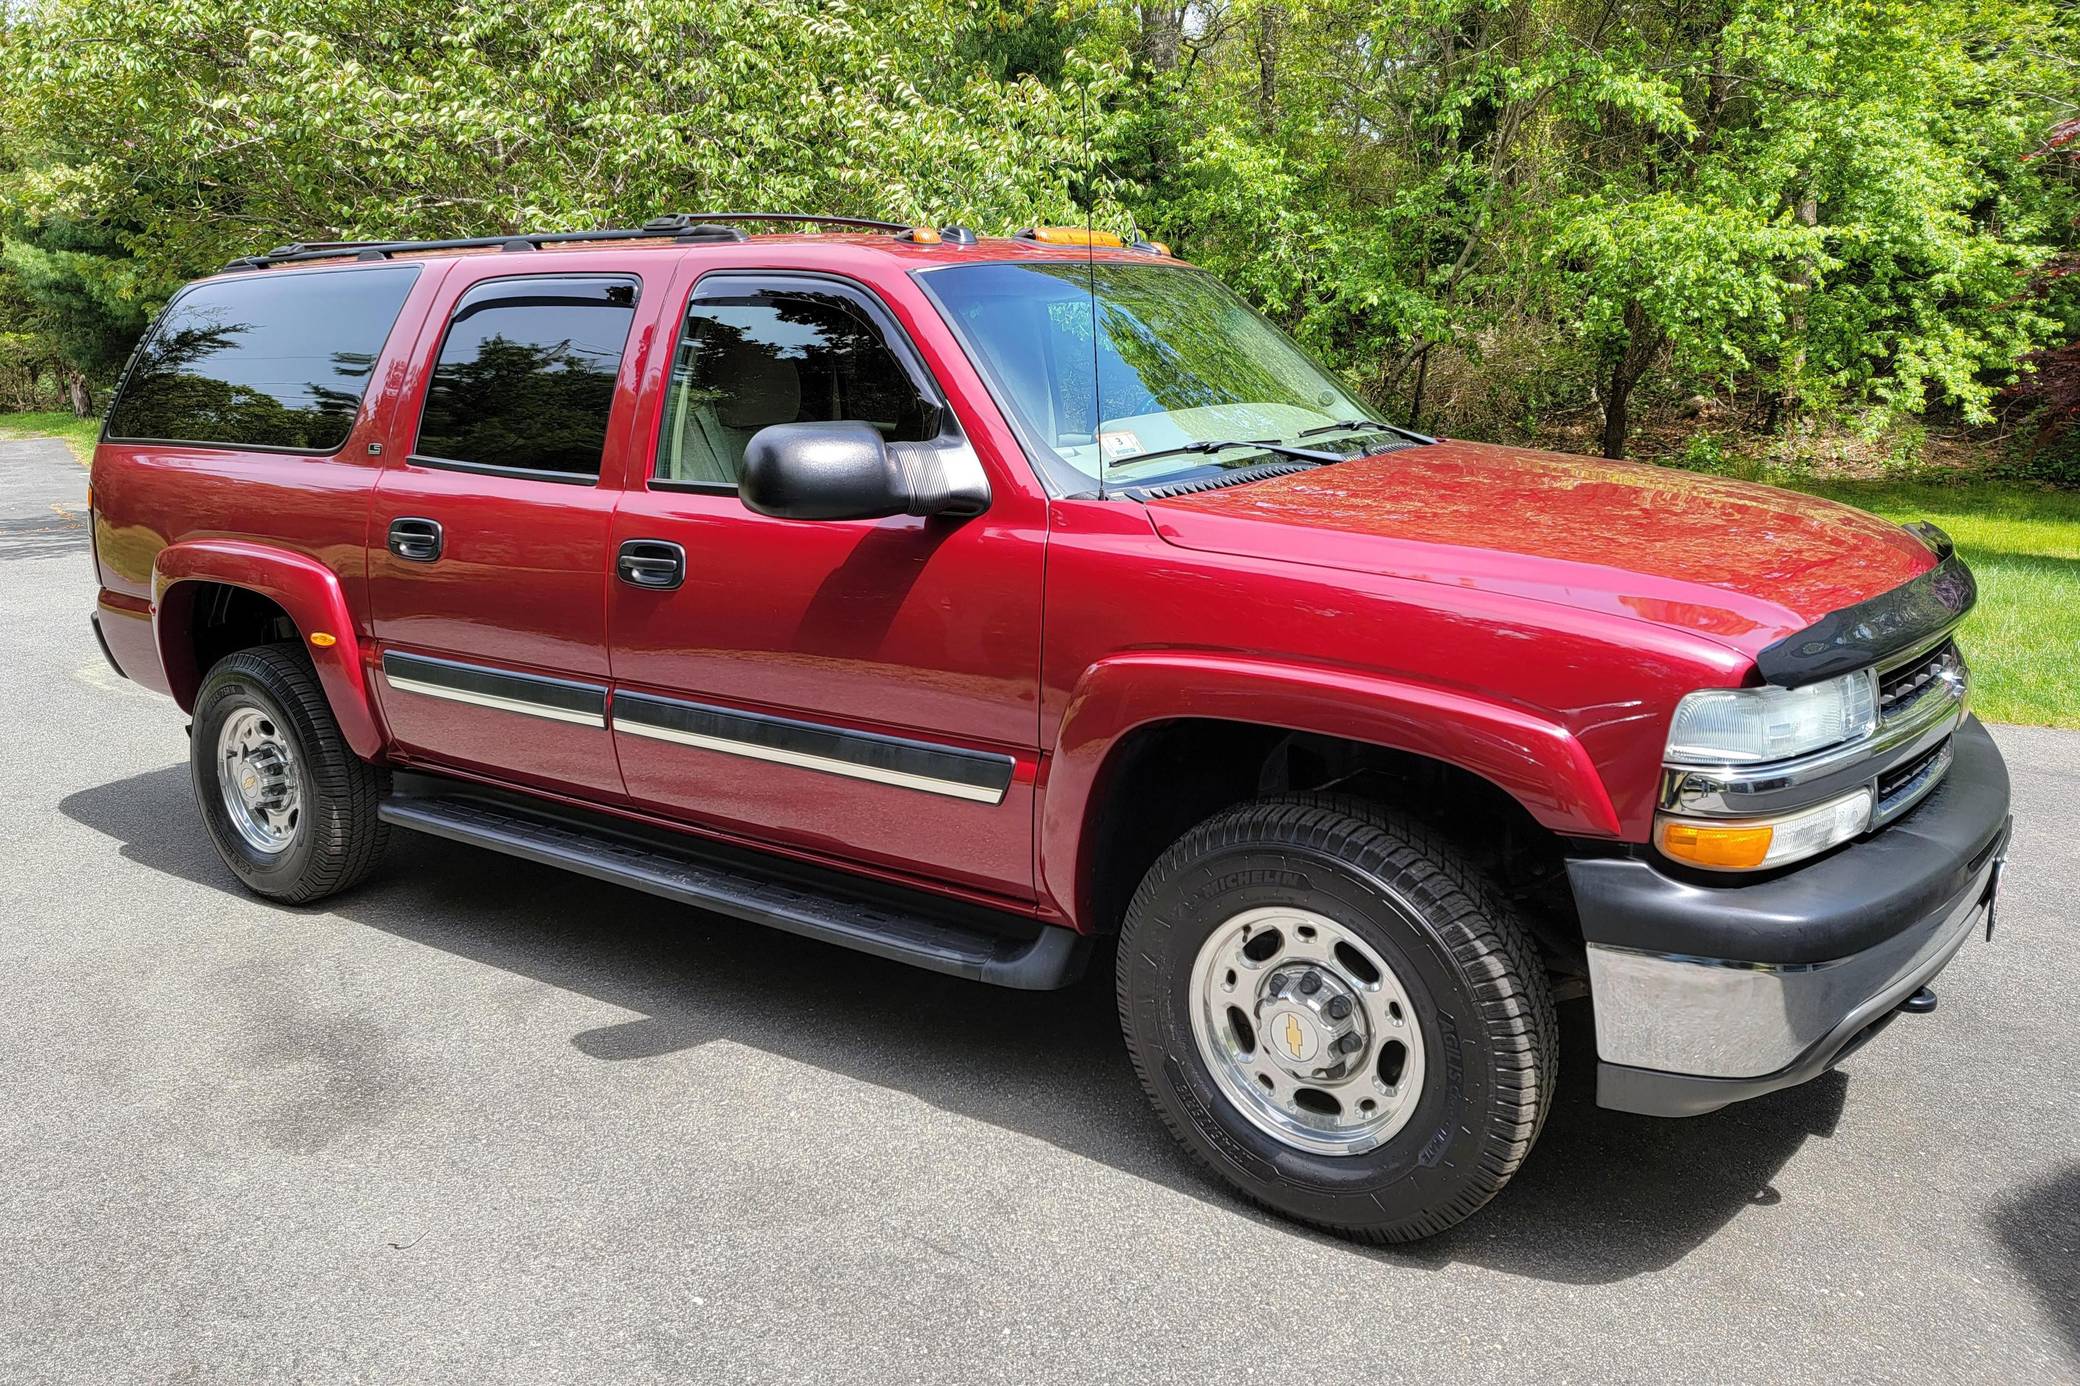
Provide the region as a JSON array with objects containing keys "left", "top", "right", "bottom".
[
  {"left": 190, "top": 642, "right": 389, "bottom": 904},
  {"left": 1116, "top": 795, "right": 1557, "bottom": 1242}
]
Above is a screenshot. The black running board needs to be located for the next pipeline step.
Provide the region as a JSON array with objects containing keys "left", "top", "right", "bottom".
[{"left": 377, "top": 782, "right": 1087, "bottom": 990}]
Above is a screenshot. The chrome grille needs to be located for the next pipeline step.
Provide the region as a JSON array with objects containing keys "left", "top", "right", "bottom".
[{"left": 1878, "top": 639, "right": 1962, "bottom": 722}]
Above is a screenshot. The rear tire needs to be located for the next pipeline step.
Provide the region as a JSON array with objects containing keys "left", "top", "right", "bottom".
[
  {"left": 1116, "top": 794, "right": 1557, "bottom": 1242},
  {"left": 190, "top": 642, "right": 389, "bottom": 904}
]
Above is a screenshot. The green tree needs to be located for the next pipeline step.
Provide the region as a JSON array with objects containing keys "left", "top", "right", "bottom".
[
  {"left": 0, "top": 0, "right": 1109, "bottom": 401},
  {"left": 2, "top": 0, "right": 2074, "bottom": 462},
  {"left": 0, "top": 0, "right": 1099, "bottom": 276},
  {"left": 0, "top": 161, "right": 164, "bottom": 415},
  {"left": 1102, "top": 0, "right": 2080, "bottom": 457}
]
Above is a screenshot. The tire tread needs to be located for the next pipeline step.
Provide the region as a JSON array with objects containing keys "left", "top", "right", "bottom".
[
  {"left": 194, "top": 642, "right": 388, "bottom": 904},
  {"left": 1116, "top": 793, "right": 1558, "bottom": 1243}
]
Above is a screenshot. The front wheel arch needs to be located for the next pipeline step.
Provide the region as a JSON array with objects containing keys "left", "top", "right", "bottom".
[{"left": 1038, "top": 653, "right": 1624, "bottom": 932}]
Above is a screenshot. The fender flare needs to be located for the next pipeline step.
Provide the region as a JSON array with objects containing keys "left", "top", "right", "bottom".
[
  {"left": 152, "top": 540, "right": 385, "bottom": 758},
  {"left": 1038, "top": 652, "right": 1623, "bottom": 929}
]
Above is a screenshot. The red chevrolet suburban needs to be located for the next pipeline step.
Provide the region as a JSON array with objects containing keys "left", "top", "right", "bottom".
[{"left": 87, "top": 214, "right": 2011, "bottom": 1241}]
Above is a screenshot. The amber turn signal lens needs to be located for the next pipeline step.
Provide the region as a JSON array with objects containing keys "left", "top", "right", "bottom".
[
  {"left": 308, "top": 632, "right": 338, "bottom": 648},
  {"left": 1657, "top": 819, "right": 1774, "bottom": 870},
  {"left": 1655, "top": 788, "right": 1872, "bottom": 873}
]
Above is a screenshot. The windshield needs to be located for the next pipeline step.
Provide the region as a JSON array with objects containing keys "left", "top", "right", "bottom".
[{"left": 919, "top": 261, "right": 1382, "bottom": 491}]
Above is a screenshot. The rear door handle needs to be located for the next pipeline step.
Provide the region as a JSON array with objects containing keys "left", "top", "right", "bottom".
[
  {"left": 617, "top": 539, "right": 685, "bottom": 591},
  {"left": 387, "top": 517, "right": 443, "bottom": 562}
]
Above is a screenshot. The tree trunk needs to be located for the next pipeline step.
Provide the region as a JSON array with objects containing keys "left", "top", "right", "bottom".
[
  {"left": 1137, "top": 4, "right": 1182, "bottom": 74},
  {"left": 66, "top": 371, "right": 92, "bottom": 419},
  {"left": 1252, "top": 7, "right": 1281, "bottom": 134},
  {"left": 1602, "top": 300, "right": 1662, "bottom": 460},
  {"left": 1774, "top": 191, "right": 1819, "bottom": 433},
  {"left": 1409, "top": 343, "right": 1433, "bottom": 432},
  {"left": 1602, "top": 370, "right": 1634, "bottom": 460}
]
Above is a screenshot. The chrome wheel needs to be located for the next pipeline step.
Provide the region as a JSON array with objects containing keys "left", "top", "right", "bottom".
[
  {"left": 1188, "top": 905, "right": 1427, "bottom": 1156},
  {"left": 215, "top": 705, "right": 303, "bottom": 854}
]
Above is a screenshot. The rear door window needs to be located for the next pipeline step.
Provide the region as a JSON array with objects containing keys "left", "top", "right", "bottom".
[
  {"left": 104, "top": 265, "right": 420, "bottom": 451},
  {"left": 413, "top": 276, "right": 638, "bottom": 481}
]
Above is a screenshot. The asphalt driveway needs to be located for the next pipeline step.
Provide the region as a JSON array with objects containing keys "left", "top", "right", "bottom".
[{"left": 1, "top": 437, "right": 2073, "bottom": 1382}]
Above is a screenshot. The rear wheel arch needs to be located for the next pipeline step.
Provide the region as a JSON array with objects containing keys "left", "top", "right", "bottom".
[
  {"left": 157, "top": 580, "right": 297, "bottom": 704},
  {"left": 152, "top": 541, "right": 385, "bottom": 758}
]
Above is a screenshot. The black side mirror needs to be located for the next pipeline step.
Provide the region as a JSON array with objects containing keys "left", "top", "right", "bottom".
[{"left": 740, "top": 421, "right": 989, "bottom": 522}]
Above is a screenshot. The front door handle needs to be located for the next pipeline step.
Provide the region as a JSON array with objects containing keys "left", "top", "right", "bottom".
[
  {"left": 387, "top": 517, "right": 443, "bottom": 562},
  {"left": 617, "top": 539, "right": 685, "bottom": 591}
]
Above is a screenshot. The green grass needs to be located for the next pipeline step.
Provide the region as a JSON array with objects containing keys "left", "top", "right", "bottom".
[
  {"left": 0, "top": 410, "right": 99, "bottom": 463},
  {"left": 1784, "top": 480, "right": 2080, "bottom": 729}
]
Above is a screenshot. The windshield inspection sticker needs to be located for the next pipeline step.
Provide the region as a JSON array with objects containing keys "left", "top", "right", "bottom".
[{"left": 1100, "top": 430, "right": 1146, "bottom": 461}]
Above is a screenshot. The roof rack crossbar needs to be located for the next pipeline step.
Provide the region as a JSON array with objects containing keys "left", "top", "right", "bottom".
[
  {"left": 643, "top": 212, "right": 914, "bottom": 234},
  {"left": 222, "top": 212, "right": 921, "bottom": 271}
]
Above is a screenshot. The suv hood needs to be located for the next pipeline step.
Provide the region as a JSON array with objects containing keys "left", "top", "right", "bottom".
[{"left": 1145, "top": 440, "right": 1937, "bottom": 655}]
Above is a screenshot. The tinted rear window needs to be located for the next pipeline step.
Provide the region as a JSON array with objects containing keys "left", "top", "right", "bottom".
[
  {"left": 105, "top": 266, "right": 419, "bottom": 451},
  {"left": 412, "top": 276, "right": 637, "bottom": 479}
]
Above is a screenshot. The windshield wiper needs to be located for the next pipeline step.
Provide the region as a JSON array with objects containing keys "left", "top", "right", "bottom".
[
  {"left": 1297, "top": 418, "right": 1438, "bottom": 446},
  {"left": 1111, "top": 437, "right": 1346, "bottom": 470}
]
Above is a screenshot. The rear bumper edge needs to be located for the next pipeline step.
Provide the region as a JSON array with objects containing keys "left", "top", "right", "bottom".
[{"left": 89, "top": 611, "right": 127, "bottom": 680}]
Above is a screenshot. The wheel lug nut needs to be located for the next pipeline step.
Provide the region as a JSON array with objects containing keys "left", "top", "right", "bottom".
[
  {"left": 1325, "top": 996, "right": 1351, "bottom": 1020},
  {"left": 1337, "top": 1032, "right": 1364, "bottom": 1055},
  {"left": 1298, "top": 971, "right": 1321, "bottom": 995}
]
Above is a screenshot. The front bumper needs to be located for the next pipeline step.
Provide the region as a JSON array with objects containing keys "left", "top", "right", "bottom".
[{"left": 1569, "top": 715, "right": 2010, "bottom": 1118}]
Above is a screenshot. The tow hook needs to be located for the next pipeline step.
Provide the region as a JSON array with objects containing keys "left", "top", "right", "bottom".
[
  {"left": 1982, "top": 817, "right": 2012, "bottom": 942},
  {"left": 1983, "top": 853, "right": 2007, "bottom": 941},
  {"left": 1899, "top": 986, "right": 1938, "bottom": 1015}
]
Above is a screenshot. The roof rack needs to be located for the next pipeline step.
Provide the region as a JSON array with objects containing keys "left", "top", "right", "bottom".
[{"left": 221, "top": 212, "right": 947, "bottom": 272}]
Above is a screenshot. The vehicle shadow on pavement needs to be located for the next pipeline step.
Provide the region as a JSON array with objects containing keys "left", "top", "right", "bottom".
[
  {"left": 1989, "top": 1163, "right": 2080, "bottom": 1358},
  {"left": 63, "top": 762, "right": 1849, "bottom": 1285}
]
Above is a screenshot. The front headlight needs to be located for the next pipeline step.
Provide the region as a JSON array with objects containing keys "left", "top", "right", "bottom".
[{"left": 1666, "top": 669, "right": 1878, "bottom": 765}]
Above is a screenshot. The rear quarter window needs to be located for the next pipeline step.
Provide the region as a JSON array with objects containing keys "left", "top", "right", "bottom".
[{"left": 105, "top": 265, "right": 421, "bottom": 452}]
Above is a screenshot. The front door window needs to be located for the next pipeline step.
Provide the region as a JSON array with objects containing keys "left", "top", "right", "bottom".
[{"left": 654, "top": 283, "right": 935, "bottom": 488}]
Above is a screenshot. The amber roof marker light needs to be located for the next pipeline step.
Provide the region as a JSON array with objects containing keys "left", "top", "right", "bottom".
[
  {"left": 1017, "top": 226, "right": 1125, "bottom": 248},
  {"left": 1014, "top": 227, "right": 1170, "bottom": 256}
]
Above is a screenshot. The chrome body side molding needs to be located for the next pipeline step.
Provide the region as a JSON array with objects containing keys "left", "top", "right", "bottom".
[
  {"left": 380, "top": 651, "right": 608, "bottom": 728},
  {"left": 613, "top": 691, "right": 1016, "bottom": 805}
]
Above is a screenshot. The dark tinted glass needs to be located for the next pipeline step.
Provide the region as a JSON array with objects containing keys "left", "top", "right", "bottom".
[
  {"left": 105, "top": 266, "right": 419, "bottom": 451},
  {"left": 655, "top": 286, "right": 933, "bottom": 486},
  {"left": 415, "top": 277, "right": 637, "bottom": 478}
]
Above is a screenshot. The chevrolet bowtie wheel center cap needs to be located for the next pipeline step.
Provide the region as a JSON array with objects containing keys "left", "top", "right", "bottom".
[
  {"left": 1257, "top": 963, "right": 1368, "bottom": 1080},
  {"left": 215, "top": 706, "right": 304, "bottom": 855},
  {"left": 1188, "top": 905, "right": 1428, "bottom": 1157}
]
